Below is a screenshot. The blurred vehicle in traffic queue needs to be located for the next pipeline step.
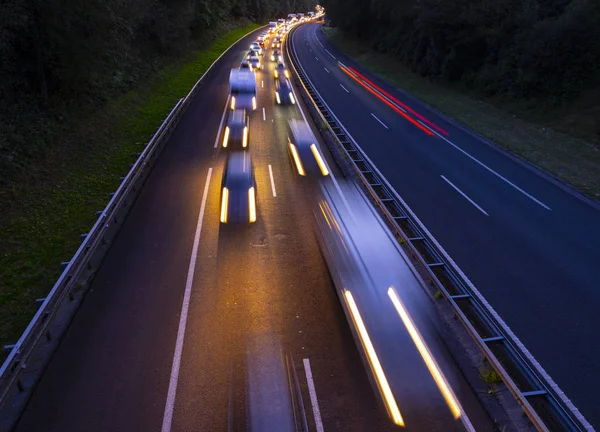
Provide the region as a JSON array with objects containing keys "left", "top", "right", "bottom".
[
  {"left": 222, "top": 109, "right": 249, "bottom": 149},
  {"left": 271, "top": 38, "right": 281, "bottom": 49},
  {"left": 277, "top": 18, "right": 285, "bottom": 26},
  {"left": 220, "top": 152, "right": 257, "bottom": 224},
  {"left": 286, "top": 119, "right": 329, "bottom": 177},
  {"left": 229, "top": 68, "right": 257, "bottom": 111},
  {"left": 271, "top": 49, "right": 282, "bottom": 63},
  {"left": 275, "top": 77, "right": 295, "bottom": 106},
  {"left": 273, "top": 62, "right": 290, "bottom": 80},
  {"left": 248, "top": 53, "right": 261, "bottom": 71},
  {"left": 314, "top": 179, "right": 467, "bottom": 427},
  {"left": 249, "top": 42, "right": 262, "bottom": 56},
  {"left": 240, "top": 59, "right": 251, "bottom": 69}
]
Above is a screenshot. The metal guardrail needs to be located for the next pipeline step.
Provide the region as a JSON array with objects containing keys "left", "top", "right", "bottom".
[
  {"left": 285, "top": 25, "right": 594, "bottom": 432},
  {"left": 0, "top": 26, "right": 264, "bottom": 432}
]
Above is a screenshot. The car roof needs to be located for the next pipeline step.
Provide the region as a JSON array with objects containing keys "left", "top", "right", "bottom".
[
  {"left": 276, "top": 77, "right": 291, "bottom": 89},
  {"left": 228, "top": 109, "right": 246, "bottom": 126},
  {"left": 224, "top": 152, "right": 253, "bottom": 188},
  {"left": 288, "top": 119, "right": 314, "bottom": 146}
]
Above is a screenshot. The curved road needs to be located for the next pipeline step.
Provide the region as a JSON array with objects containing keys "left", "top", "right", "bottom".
[
  {"left": 14, "top": 27, "right": 495, "bottom": 432},
  {"left": 292, "top": 21, "right": 600, "bottom": 427}
]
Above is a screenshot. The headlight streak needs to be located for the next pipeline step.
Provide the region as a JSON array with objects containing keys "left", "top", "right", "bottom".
[
  {"left": 289, "top": 143, "right": 305, "bottom": 176},
  {"left": 387, "top": 287, "right": 462, "bottom": 420},
  {"left": 252, "top": 96, "right": 256, "bottom": 110},
  {"left": 230, "top": 96, "right": 236, "bottom": 110},
  {"left": 275, "top": 92, "right": 281, "bottom": 104},
  {"left": 222, "top": 126, "right": 230, "bottom": 148},
  {"left": 243, "top": 126, "right": 248, "bottom": 148},
  {"left": 248, "top": 187, "right": 257, "bottom": 222},
  {"left": 310, "top": 144, "right": 329, "bottom": 176},
  {"left": 220, "top": 187, "right": 229, "bottom": 223},
  {"left": 344, "top": 291, "right": 405, "bottom": 427},
  {"left": 289, "top": 92, "right": 296, "bottom": 104}
]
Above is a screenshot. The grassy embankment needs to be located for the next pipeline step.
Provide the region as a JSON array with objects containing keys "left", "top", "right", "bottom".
[
  {"left": 323, "top": 27, "right": 600, "bottom": 198},
  {"left": 0, "top": 23, "right": 260, "bottom": 351}
]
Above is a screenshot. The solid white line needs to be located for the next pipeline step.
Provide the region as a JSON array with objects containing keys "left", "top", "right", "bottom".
[
  {"left": 214, "top": 97, "right": 230, "bottom": 148},
  {"left": 303, "top": 358, "right": 324, "bottom": 432},
  {"left": 324, "top": 49, "right": 336, "bottom": 59},
  {"left": 441, "top": 175, "right": 489, "bottom": 216},
  {"left": 371, "top": 113, "right": 389, "bottom": 130},
  {"left": 340, "top": 84, "right": 349, "bottom": 93},
  {"left": 161, "top": 168, "right": 213, "bottom": 432},
  {"left": 262, "top": 107, "right": 266, "bottom": 121},
  {"left": 268, "top": 164, "right": 277, "bottom": 197},
  {"left": 324, "top": 67, "right": 329, "bottom": 73},
  {"left": 432, "top": 130, "right": 551, "bottom": 210}
]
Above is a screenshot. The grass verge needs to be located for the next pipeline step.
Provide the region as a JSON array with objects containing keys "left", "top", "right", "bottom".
[
  {"left": 0, "top": 22, "right": 260, "bottom": 351},
  {"left": 322, "top": 27, "right": 600, "bottom": 198}
]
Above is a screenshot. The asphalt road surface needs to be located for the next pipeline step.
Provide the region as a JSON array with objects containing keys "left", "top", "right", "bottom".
[
  {"left": 292, "top": 21, "right": 600, "bottom": 427},
  {"left": 14, "top": 27, "right": 495, "bottom": 432}
]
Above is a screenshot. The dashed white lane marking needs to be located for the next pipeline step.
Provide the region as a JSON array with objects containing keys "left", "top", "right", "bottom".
[
  {"left": 161, "top": 168, "right": 212, "bottom": 432},
  {"left": 324, "top": 67, "right": 329, "bottom": 73},
  {"left": 268, "top": 164, "right": 277, "bottom": 197},
  {"left": 340, "top": 84, "right": 350, "bottom": 93},
  {"left": 303, "top": 358, "right": 324, "bottom": 432},
  {"left": 441, "top": 175, "right": 489, "bottom": 216},
  {"left": 262, "top": 107, "right": 266, "bottom": 121},
  {"left": 371, "top": 113, "right": 389, "bottom": 130}
]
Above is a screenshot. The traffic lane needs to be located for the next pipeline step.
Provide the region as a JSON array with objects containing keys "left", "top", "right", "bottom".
[
  {"left": 298, "top": 23, "right": 600, "bottom": 424},
  {"left": 308, "top": 23, "right": 600, "bottom": 215},
  {"left": 13, "top": 29, "right": 266, "bottom": 432},
  {"left": 169, "top": 64, "right": 397, "bottom": 431}
]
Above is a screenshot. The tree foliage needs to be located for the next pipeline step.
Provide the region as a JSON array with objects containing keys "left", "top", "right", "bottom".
[
  {"left": 0, "top": 0, "right": 316, "bottom": 183},
  {"left": 322, "top": 0, "right": 600, "bottom": 99}
]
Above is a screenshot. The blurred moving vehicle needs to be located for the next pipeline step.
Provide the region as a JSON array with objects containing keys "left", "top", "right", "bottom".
[
  {"left": 277, "top": 18, "right": 285, "bottom": 26},
  {"left": 248, "top": 53, "right": 261, "bottom": 70},
  {"left": 271, "top": 49, "right": 282, "bottom": 62},
  {"left": 275, "top": 77, "right": 295, "bottom": 106},
  {"left": 220, "top": 152, "right": 257, "bottom": 224},
  {"left": 314, "top": 179, "right": 467, "bottom": 428},
  {"left": 229, "top": 68, "right": 257, "bottom": 111},
  {"left": 286, "top": 119, "right": 329, "bottom": 177},
  {"left": 250, "top": 42, "right": 262, "bottom": 56},
  {"left": 271, "top": 38, "right": 281, "bottom": 49},
  {"left": 273, "top": 62, "right": 289, "bottom": 79},
  {"left": 222, "top": 109, "right": 249, "bottom": 149},
  {"left": 240, "top": 59, "right": 251, "bottom": 69}
]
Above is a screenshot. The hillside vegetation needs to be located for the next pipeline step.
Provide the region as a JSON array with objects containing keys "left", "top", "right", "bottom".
[{"left": 322, "top": 0, "right": 600, "bottom": 145}]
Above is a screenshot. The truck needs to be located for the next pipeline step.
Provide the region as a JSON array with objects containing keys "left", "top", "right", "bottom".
[{"left": 229, "top": 68, "right": 257, "bottom": 111}]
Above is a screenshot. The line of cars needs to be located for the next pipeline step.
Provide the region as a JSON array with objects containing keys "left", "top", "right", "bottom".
[{"left": 219, "top": 22, "right": 329, "bottom": 225}]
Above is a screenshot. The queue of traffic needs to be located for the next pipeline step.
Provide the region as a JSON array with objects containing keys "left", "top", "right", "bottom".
[{"left": 220, "top": 17, "right": 328, "bottom": 225}]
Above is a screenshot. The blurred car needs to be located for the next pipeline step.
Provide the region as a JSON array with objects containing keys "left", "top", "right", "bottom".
[
  {"left": 274, "top": 77, "right": 295, "bottom": 105},
  {"left": 220, "top": 152, "right": 257, "bottom": 224},
  {"left": 248, "top": 53, "right": 261, "bottom": 70},
  {"left": 245, "top": 50, "right": 254, "bottom": 60},
  {"left": 222, "top": 109, "right": 249, "bottom": 149},
  {"left": 273, "top": 62, "right": 289, "bottom": 79},
  {"left": 270, "top": 49, "right": 282, "bottom": 62},
  {"left": 271, "top": 38, "right": 281, "bottom": 49},
  {"left": 286, "top": 119, "right": 329, "bottom": 177},
  {"left": 257, "top": 38, "right": 265, "bottom": 48},
  {"left": 240, "top": 59, "right": 251, "bottom": 69},
  {"left": 249, "top": 42, "right": 262, "bottom": 56}
]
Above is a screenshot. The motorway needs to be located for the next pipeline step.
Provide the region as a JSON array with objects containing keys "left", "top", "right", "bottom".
[
  {"left": 292, "top": 22, "right": 600, "bottom": 427},
  {"left": 13, "top": 28, "right": 495, "bottom": 432}
]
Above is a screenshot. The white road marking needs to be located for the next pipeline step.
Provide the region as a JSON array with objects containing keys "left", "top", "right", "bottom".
[
  {"left": 431, "top": 130, "right": 551, "bottom": 210},
  {"left": 268, "top": 164, "right": 277, "bottom": 197},
  {"left": 324, "top": 67, "right": 329, "bottom": 73},
  {"left": 310, "top": 48, "right": 313, "bottom": 52},
  {"left": 371, "top": 113, "right": 389, "bottom": 130},
  {"left": 213, "top": 97, "right": 230, "bottom": 148},
  {"left": 441, "top": 175, "right": 489, "bottom": 216},
  {"left": 315, "top": 56, "right": 319, "bottom": 61},
  {"left": 303, "top": 359, "right": 324, "bottom": 432},
  {"left": 340, "top": 84, "right": 349, "bottom": 93},
  {"left": 324, "top": 49, "right": 336, "bottom": 60},
  {"left": 161, "top": 168, "right": 213, "bottom": 432},
  {"left": 262, "top": 107, "right": 266, "bottom": 121},
  {"left": 261, "top": 80, "right": 264, "bottom": 88}
]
